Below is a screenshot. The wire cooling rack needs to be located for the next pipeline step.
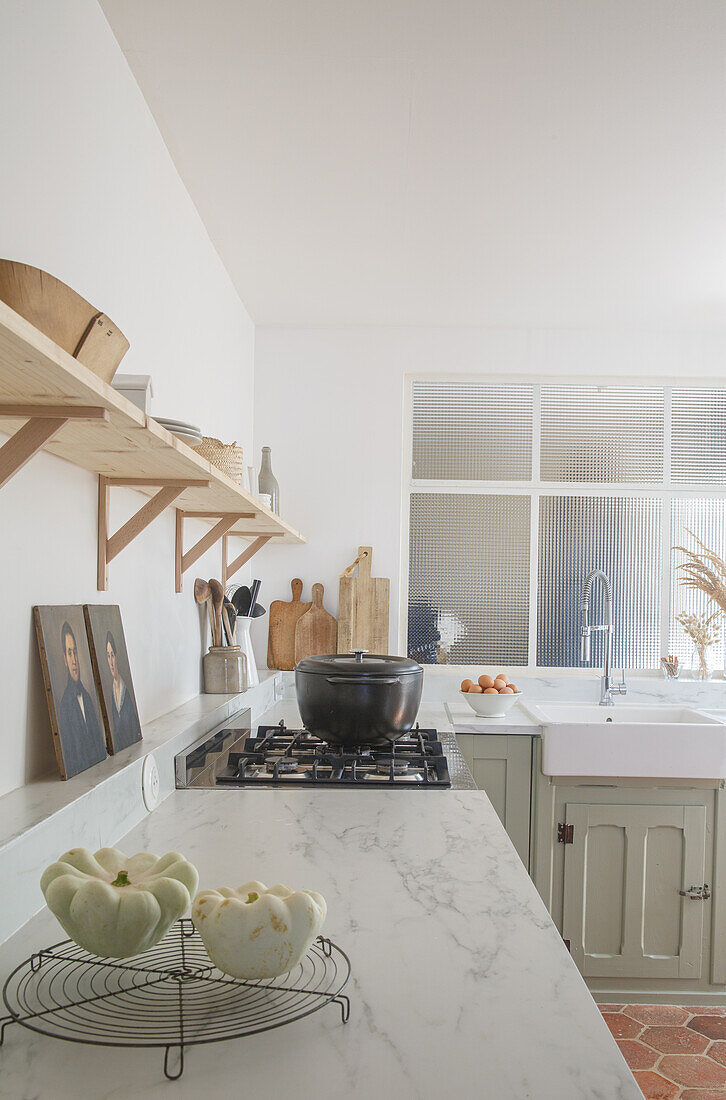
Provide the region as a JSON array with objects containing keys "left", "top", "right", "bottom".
[{"left": 0, "top": 919, "right": 351, "bottom": 1080}]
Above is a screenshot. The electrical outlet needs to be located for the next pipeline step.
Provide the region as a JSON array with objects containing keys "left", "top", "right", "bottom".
[{"left": 142, "top": 754, "right": 160, "bottom": 811}]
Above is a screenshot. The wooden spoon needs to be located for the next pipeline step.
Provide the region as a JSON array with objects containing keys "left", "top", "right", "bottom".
[
  {"left": 194, "top": 578, "right": 216, "bottom": 644},
  {"left": 208, "top": 578, "right": 224, "bottom": 648},
  {"left": 194, "top": 577, "right": 210, "bottom": 604},
  {"left": 223, "top": 599, "right": 237, "bottom": 645}
]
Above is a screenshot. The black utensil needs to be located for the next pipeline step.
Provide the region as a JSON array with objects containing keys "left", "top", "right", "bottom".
[
  {"left": 251, "top": 602, "right": 266, "bottom": 618},
  {"left": 232, "top": 586, "right": 251, "bottom": 616},
  {"left": 248, "top": 579, "right": 261, "bottom": 617}
]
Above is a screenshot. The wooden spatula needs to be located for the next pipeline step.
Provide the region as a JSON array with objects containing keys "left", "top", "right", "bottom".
[{"left": 294, "top": 583, "right": 338, "bottom": 662}]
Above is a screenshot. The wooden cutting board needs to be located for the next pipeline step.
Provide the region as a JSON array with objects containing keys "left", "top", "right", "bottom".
[
  {"left": 294, "top": 583, "right": 338, "bottom": 661},
  {"left": 338, "top": 546, "right": 390, "bottom": 655},
  {"left": 267, "top": 578, "right": 311, "bottom": 670}
]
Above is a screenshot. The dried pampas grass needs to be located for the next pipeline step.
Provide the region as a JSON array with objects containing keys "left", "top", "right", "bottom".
[
  {"left": 674, "top": 531, "right": 726, "bottom": 615},
  {"left": 673, "top": 531, "right": 726, "bottom": 678}
]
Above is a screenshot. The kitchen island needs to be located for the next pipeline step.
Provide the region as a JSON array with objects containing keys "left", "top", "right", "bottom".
[{"left": 0, "top": 776, "right": 639, "bottom": 1097}]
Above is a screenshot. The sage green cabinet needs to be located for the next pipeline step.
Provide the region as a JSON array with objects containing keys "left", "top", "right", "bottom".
[
  {"left": 529, "top": 755, "right": 726, "bottom": 997},
  {"left": 456, "top": 732, "right": 726, "bottom": 995},
  {"left": 561, "top": 801, "right": 707, "bottom": 981},
  {"left": 456, "top": 734, "right": 532, "bottom": 867}
]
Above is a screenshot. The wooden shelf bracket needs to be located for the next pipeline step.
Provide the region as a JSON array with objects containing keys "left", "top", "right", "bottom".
[
  {"left": 221, "top": 533, "right": 281, "bottom": 585},
  {"left": 98, "top": 477, "right": 211, "bottom": 591},
  {"left": 0, "top": 405, "right": 108, "bottom": 490},
  {"left": 175, "top": 510, "right": 255, "bottom": 592}
]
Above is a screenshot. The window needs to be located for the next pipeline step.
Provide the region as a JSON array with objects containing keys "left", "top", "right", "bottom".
[{"left": 405, "top": 380, "right": 726, "bottom": 668}]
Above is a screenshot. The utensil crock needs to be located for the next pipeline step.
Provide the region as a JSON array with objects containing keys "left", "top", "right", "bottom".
[
  {"left": 236, "top": 617, "right": 259, "bottom": 687},
  {"left": 203, "top": 646, "right": 247, "bottom": 694}
]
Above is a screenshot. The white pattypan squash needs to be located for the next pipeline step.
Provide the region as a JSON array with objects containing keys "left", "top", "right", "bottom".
[
  {"left": 192, "top": 880, "right": 327, "bottom": 979},
  {"left": 40, "top": 847, "right": 199, "bottom": 958}
]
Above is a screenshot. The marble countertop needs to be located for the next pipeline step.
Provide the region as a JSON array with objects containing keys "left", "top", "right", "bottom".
[
  {"left": 445, "top": 700, "right": 543, "bottom": 735},
  {"left": 0, "top": 782, "right": 638, "bottom": 1097}
]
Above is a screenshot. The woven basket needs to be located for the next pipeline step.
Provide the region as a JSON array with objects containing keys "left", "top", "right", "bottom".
[{"left": 193, "top": 437, "right": 245, "bottom": 483}]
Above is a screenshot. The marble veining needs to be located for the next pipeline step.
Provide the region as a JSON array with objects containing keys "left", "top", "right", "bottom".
[{"left": 0, "top": 785, "right": 640, "bottom": 1098}]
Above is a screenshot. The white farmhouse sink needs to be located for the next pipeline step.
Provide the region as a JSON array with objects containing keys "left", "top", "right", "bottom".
[{"left": 524, "top": 701, "right": 726, "bottom": 779}]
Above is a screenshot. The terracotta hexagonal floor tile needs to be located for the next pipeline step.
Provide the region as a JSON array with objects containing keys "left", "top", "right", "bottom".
[
  {"left": 681, "top": 1092, "right": 726, "bottom": 1100},
  {"left": 602, "top": 1012, "right": 642, "bottom": 1039},
  {"left": 617, "top": 1039, "right": 658, "bottom": 1070},
  {"left": 658, "top": 1054, "right": 726, "bottom": 1088},
  {"left": 689, "top": 1014, "right": 726, "bottom": 1040},
  {"left": 683, "top": 1005, "right": 726, "bottom": 1014},
  {"left": 625, "top": 1004, "right": 691, "bottom": 1026},
  {"left": 632, "top": 1070, "right": 679, "bottom": 1099},
  {"left": 707, "top": 1039, "right": 726, "bottom": 1067},
  {"left": 597, "top": 1003, "right": 625, "bottom": 1013},
  {"left": 640, "top": 1024, "right": 709, "bottom": 1055}
]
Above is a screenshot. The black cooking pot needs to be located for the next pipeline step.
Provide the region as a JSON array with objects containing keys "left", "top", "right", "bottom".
[{"left": 295, "top": 650, "right": 423, "bottom": 747}]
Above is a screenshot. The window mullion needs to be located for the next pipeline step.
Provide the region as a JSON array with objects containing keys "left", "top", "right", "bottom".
[
  {"left": 528, "top": 494, "right": 540, "bottom": 668},
  {"left": 661, "top": 389, "right": 673, "bottom": 663},
  {"left": 529, "top": 386, "right": 542, "bottom": 666}
]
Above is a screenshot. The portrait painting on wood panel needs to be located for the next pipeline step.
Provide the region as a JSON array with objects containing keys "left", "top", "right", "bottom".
[
  {"left": 84, "top": 605, "right": 142, "bottom": 754},
  {"left": 34, "top": 606, "right": 107, "bottom": 780}
]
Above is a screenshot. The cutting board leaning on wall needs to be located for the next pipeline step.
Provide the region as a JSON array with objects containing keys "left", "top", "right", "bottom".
[
  {"left": 338, "top": 546, "right": 390, "bottom": 655},
  {"left": 267, "top": 579, "right": 311, "bottom": 670},
  {"left": 294, "top": 584, "right": 338, "bottom": 661}
]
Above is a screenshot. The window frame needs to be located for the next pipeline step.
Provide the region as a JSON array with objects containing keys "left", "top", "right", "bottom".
[{"left": 400, "top": 373, "right": 726, "bottom": 670}]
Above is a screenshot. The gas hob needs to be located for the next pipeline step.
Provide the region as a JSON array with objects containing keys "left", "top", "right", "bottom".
[{"left": 176, "top": 715, "right": 454, "bottom": 789}]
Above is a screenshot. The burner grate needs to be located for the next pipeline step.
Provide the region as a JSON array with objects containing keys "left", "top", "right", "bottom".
[{"left": 214, "top": 723, "right": 452, "bottom": 788}]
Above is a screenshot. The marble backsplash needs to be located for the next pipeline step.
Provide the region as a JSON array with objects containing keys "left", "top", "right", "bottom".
[
  {"left": 280, "top": 666, "right": 726, "bottom": 712},
  {"left": 422, "top": 667, "right": 726, "bottom": 711}
]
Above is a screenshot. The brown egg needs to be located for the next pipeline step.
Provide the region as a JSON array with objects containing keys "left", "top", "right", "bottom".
[
  {"left": 500, "top": 686, "right": 515, "bottom": 694},
  {"left": 493, "top": 678, "right": 507, "bottom": 691},
  {"left": 495, "top": 673, "right": 509, "bottom": 685},
  {"left": 508, "top": 683, "right": 518, "bottom": 694},
  {"left": 478, "top": 674, "right": 494, "bottom": 689},
  {"left": 461, "top": 679, "right": 474, "bottom": 692},
  {"left": 483, "top": 686, "right": 499, "bottom": 694},
  {"left": 469, "top": 684, "right": 484, "bottom": 693}
]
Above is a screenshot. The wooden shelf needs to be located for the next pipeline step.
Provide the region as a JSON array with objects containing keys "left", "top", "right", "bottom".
[{"left": 0, "top": 300, "right": 305, "bottom": 585}]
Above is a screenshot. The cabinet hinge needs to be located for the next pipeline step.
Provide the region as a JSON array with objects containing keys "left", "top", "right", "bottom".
[
  {"left": 557, "top": 822, "right": 574, "bottom": 844},
  {"left": 678, "top": 883, "right": 711, "bottom": 900}
]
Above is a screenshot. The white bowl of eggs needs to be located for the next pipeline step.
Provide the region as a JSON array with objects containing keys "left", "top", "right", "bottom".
[{"left": 460, "top": 673, "right": 522, "bottom": 718}]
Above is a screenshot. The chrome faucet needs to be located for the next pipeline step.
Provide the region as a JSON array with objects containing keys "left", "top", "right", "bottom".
[{"left": 580, "top": 569, "right": 627, "bottom": 706}]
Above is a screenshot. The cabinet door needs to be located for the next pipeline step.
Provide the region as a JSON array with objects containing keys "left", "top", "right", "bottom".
[
  {"left": 562, "top": 802, "right": 707, "bottom": 980},
  {"left": 456, "top": 734, "right": 532, "bottom": 866}
]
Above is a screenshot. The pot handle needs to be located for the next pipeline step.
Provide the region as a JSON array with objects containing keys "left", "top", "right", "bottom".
[{"left": 326, "top": 676, "right": 401, "bottom": 685}]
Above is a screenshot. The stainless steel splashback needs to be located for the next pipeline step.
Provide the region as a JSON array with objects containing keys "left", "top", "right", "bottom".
[{"left": 175, "top": 709, "right": 251, "bottom": 788}]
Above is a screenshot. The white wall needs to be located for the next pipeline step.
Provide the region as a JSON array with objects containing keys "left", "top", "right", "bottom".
[
  {"left": 0, "top": 0, "right": 254, "bottom": 796},
  {"left": 253, "top": 324, "right": 726, "bottom": 663}
]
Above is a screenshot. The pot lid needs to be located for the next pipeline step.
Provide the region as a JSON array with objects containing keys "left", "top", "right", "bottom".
[{"left": 295, "top": 651, "right": 423, "bottom": 677}]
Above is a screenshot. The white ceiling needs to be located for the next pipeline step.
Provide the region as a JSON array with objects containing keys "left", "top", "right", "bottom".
[{"left": 101, "top": 0, "right": 726, "bottom": 327}]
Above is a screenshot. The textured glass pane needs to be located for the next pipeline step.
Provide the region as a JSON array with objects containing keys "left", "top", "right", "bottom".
[
  {"left": 411, "top": 381, "right": 533, "bottom": 480},
  {"left": 541, "top": 386, "right": 664, "bottom": 483},
  {"left": 671, "top": 389, "right": 726, "bottom": 486},
  {"left": 669, "top": 498, "right": 726, "bottom": 666},
  {"left": 538, "top": 496, "right": 661, "bottom": 668},
  {"left": 408, "top": 494, "right": 529, "bottom": 664}
]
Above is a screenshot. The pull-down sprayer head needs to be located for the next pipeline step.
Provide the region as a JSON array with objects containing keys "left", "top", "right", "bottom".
[{"left": 580, "top": 569, "right": 613, "bottom": 664}]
